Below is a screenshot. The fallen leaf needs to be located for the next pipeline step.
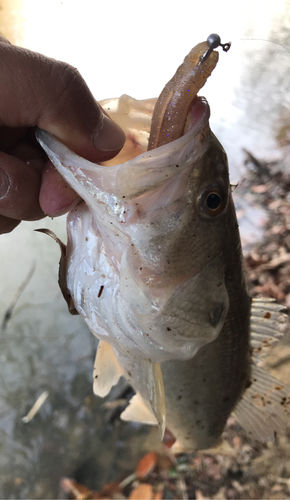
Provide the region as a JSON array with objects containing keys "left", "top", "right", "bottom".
[
  {"left": 251, "top": 185, "right": 268, "bottom": 194},
  {"left": 156, "top": 454, "right": 173, "bottom": 472},
  {"left": 129, "top": 483, "right": 153, "bottom": 500},
  {"left": 268, "top": 199, "right": 282, "bottom": 210},
  {"left": 60, "top": 477, "right": 97, "bottom": 499},
  {"left": 213, "top": 487, "right": 227, "bottom": 499},
  {"left": 232, "top": 435, "right": 242, "bottom": 450},
  {"left": 163, "top": 428, "right": 176, "bottom": 448},
  {"left": 270, "top": 225, "right": 284, "bottom": 235},
  {"left": 195, "top": 489, "right": 207, "bottom": 499},
  {"left": 100, "top": 481, "right": 123, "bottom": 498},
  {"left": 136, "top": 452, "right": 158, "bottom": 479},
  {"left": 102, "top": 399, "right": 128, "bottom": 410},
  {"left": 153, "top": 484, "right": 164, "bottom": 500}
]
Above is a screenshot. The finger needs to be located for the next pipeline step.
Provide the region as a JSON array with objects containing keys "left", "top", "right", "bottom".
[
  {"left": 0, "top": 36, "right": 11, "bottom": 45},
  {"left": 40, "top": 162, "right": 80, "bottom": 216},
  {"left": 0, "top": 152, "right": 44, "bottom": 220},
  {"left": 0, "top": 40, "right": 126, "bottom": 163},
  {"left": 0, "top": 126, "right": 28, "bottom": 151},
  {"left": 0, "top": 214, "right": 20, "bottom": 234}
]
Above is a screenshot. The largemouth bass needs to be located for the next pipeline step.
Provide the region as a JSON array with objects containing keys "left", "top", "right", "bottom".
[{"left": 36, "top": 35, "right": 290, "bottom": 451}]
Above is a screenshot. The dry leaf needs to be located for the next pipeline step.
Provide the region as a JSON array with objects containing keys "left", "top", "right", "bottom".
[
  {"left": 100, "top": 481, "right": 123, "bottom": 499},
  {"left": 129, "top": 483, "right": 153, "bottom": 500},
  {"left": 232, "top": 435, "right": 242, "bottom": 450},
  {"left": 251, "top": 185, "right": 268, "bottom": 194},
  {"left": 60, "top": 477, "right": 97, "bottom": 499},
  {"left": 153, "top": 484, "right": 164, "bottom": 500},
  {"left": 156, "top": 454, "right": 173, "bottom": 472},
  {"left": 163, "top": 428, "right": 176, "bottom": 448},
  {"left": 136, "top": 452, "right": 158, "bottom": 479},
  {"left": 213, "top": 487, "right": 227, "bottom": 499},
  {"left": 195, "top": 489, "right": 207, "bottom": 499}
]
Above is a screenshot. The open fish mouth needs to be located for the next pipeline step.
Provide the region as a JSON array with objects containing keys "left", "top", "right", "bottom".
[
  {"left": 100, "top": 94, "right": 211, "bottom": 171},
  {"left": 36, "top": 90, "right": 228, "bottom": 366},
  {"left": 36, "top": 96, "right": 210, "bottom": 203}
]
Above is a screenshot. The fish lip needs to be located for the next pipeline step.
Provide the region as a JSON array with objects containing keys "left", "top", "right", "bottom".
[
  {"left": 112, "top": 97, "right": 211, "bottom": 200},
  {"left": 143, "top": 96, "right": 210, "bottom": 155},
  {"left": 183, "top": 96, "right": 210, "bottom": 136}
]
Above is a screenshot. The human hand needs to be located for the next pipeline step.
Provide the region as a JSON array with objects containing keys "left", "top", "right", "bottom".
[{"left": 0, "top": 36, "right": 126, "bottom": 234}]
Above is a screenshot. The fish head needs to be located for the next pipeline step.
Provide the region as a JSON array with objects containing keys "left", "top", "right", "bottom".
[{"left": 36, "top": 94, "right": 231, "bottom": 363}]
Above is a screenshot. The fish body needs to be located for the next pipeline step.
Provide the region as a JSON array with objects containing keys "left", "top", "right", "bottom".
[
  {"left": 128, "top": 208, "right": 251, "bottom": 451},
  {"left": 109, "top": 118, "right": 252, "bottom": 450},
  {"left": 36, "top": 38, "right": 290, "bottom": 451}
]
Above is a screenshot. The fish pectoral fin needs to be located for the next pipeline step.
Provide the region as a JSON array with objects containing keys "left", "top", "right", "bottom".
[
  {"left": 120, "top": 393, "right": 158, "bottom": 425},
  {"left": 233, "top": 364, "right": 290, "bottom": 441},
  {"left": 199, "top": 438, "right": 237, "bottom": 457},
  {"left": 170, "top": 438, "right": 236, "bottom": 457},
  {"left": 93, "top": 341, "right": 123, "bottom": 398},
  {"left": 34, "top": 228, "right": 78, "bottom": 315},
  {"left": 250, "top": 298, "right": 288, "bottom": 363},
  {"left": 146, "top": 361, "right": 166, "bottom": 441}
]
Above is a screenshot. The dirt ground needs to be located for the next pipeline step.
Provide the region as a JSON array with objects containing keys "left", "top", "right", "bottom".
[{"left": 60, "top": 151, "right": 290, "bottom": 500}]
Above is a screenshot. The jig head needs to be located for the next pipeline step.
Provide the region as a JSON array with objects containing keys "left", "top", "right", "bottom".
[{"left": 199, "top": 33, "right": 231, "bottom": 64}]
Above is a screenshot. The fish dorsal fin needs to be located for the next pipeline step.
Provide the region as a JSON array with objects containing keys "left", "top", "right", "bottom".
[
  {"left": 93, "top": 341, "right": 123, "bottom": 398},
  {"left": 233, "top": 364, "right": 290, "bottom": 440},
  {"left": 250, "top": 298, "right": 288, "bottom": 363},
  {"left": 120, "top": 393, "right": 158, "bottom": 425}
]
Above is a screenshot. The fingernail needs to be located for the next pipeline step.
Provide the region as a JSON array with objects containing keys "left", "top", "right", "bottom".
[
  {"left": 0, "top": 168, "right": 11, "bottom": 199},
  {"left": 93, "top": 115, "right": 126, "bottom": 152}
]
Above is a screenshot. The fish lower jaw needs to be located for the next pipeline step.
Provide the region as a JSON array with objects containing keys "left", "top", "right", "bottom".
[{"left": 89, "top": 325, "right": 209, "bottom": 364}]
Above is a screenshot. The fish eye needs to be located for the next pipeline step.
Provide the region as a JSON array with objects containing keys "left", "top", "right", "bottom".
[
  {"left": 206, "top": 192, "right": 221, "bottom": 210},
  {"left": 198, "top": 184, "right": 227, "bottom": 217}
]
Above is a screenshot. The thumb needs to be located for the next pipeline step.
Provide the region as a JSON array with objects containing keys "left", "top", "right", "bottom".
[{"left": 0, "top": 39, "right": 125, "bottom": 162}]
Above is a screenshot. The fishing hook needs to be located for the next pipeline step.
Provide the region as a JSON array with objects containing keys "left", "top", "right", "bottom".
[{"left": 199, "top": 33, "right": 231, "bottom": 64}]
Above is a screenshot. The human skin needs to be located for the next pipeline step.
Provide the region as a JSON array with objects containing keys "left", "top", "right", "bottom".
[{"left": 0, "top": 36, "right": 126, "bottom": 234}]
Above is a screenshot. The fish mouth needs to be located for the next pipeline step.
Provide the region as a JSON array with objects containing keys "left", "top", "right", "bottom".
[
  {"left": 182, "top": 96, "right": 210, "bottom": 137},
  {"left": 35, "top": 95, "right": 211, "bottom": 205},
  {"left": 147, "top": 95, "right": 210, "bottom": 154},
  {"left": 100, "top": 95, "right": 211, "bottom": 168}
]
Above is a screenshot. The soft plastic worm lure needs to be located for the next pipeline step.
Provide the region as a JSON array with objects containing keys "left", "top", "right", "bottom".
[{"left": 148, "top": 34, "right": 231, "bottom": 150}]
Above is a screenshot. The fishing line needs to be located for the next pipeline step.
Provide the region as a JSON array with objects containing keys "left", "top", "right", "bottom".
[{"left": 233, "top": 37, "right": 290, "bottom": 55}]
